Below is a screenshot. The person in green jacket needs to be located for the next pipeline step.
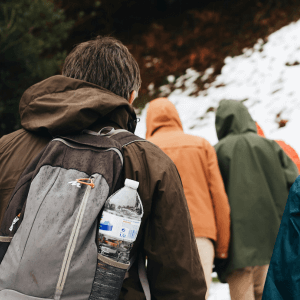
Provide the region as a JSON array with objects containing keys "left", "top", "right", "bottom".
[{"left": 214, "top": 100, "right": 298, "bottom": 300}]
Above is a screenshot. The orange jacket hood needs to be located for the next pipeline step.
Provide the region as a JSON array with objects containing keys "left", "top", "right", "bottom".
[
  {"left": 146, "top": 98, "right": 183, "bottom": 139},
  {"left": 19, "top": 75, "right": 137, "bottom": 137}
]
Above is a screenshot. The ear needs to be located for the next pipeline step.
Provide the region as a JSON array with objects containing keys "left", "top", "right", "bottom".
[{"left": 129, "top": 91, "right": 136, "bottom": 104}]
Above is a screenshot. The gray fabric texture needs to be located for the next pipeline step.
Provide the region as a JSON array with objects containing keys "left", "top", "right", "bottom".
[
  {"left": 0, "top": 289, "right": 52, "bottom": 300},
  {"left": 0, "top": 166, "right": 109, "bottom": 300},
  {"left": 0, "top": 290, "right": 52, "bottom": 300}
]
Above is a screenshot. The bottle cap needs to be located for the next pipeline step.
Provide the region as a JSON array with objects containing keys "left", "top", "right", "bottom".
[{"left": 124, "top": 179, "right": 139, "bottom": 190}]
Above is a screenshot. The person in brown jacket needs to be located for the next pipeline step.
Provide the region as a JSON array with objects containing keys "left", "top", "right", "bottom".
[
  {"left": 146, "top": 97, "right": 231, "bottom": 298},
  {"left": 0, "top": 37, "right": 207, "bottom": 299}
]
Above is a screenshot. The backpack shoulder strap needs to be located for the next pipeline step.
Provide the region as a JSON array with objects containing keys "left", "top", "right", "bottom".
[
  {"left": 138, "top": 254, "right": 151, "bottom": 300},
  {"left": 107, "top": 129, "right": 151, "bottom": 299},
  {"left": 106, "top": 129, "right": 147, "bottom": 147},
  {"left": 126, "top": 253, "right": 151, "bottom": 300},
  {"left": 84, "top": 127, "right": 148, "bottom": 148}
]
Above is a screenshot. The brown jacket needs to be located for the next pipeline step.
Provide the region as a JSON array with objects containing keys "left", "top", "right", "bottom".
[
  {"left": 0, "top": 76, "right": 206, "bottom": 299},
  {"left": 146, "top": 98, "right": 231, "bottom": 258}
]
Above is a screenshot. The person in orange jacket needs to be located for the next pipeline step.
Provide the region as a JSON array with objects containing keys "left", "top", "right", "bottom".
[
  {"left": 146, "top": 98, "right": 231, "bottom": 299},
  {"left": 256, "top": 123, "right": 300, "bottom": 173}
]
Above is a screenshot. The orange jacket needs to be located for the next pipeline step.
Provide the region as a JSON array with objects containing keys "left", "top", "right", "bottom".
[
  {"left": 256, "top": 123, "right": 300, "bottom": 173},
  {"left": 146, "top": 98, "right": 230, "bottom": 258}
]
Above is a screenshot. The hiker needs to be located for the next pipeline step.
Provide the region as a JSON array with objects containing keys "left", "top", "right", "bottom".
[
  {"left": 213, "top": 99, "right": 298, "bottom": 300},
  {"left": 261, "top": 176, "right": 300, "bottom": 300},
  {"left": 0, "top": 36, "right": 207, "bottom": 299},
  {"left": 145, "top": 97, "right": 231, "bottom": 299},
  {"left": 256, "top": 122, "right": 300, "bottom": 173}
]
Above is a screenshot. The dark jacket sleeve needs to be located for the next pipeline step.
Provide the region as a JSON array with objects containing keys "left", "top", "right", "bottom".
[
  {"left": 0, "top": 129, "right": 50, "bottom": 227},
  {"left": 120, "top": 141, "right": 207, "bottom": 300},
  {"left": 262, "top": 176, "right": 300, "bottom": 300}
]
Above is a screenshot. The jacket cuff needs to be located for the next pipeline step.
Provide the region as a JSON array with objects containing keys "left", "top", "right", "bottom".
[{"left": 215, "top": 250, "right": 228, "bottom": 259}]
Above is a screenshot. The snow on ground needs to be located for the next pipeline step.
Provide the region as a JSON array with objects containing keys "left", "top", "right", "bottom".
[
  {"left": 208, "top": 280, "right": 230, "bottom": 300},
  {"left": 135, "top": 18, "right": 300, "bottom": 300},
  {"left": 135, "top": 19, "right": 300, "bottom": 156}
]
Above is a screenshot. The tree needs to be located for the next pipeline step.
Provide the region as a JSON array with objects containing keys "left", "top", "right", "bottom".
[{"left": 0, "top": 0, "right": 73, "bottom": 136}]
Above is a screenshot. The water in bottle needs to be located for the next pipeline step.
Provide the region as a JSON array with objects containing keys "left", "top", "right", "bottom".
[
  {"left": 89, "top": 179, "right": 143, "bottom": 300},
  {"left": 98, "top": 178, "right": 143, "bottom": 263}
]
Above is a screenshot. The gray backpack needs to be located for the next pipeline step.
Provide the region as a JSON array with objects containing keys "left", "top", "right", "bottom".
[{"left": 0, "top": 128, "right": 150, "bottom": 300}]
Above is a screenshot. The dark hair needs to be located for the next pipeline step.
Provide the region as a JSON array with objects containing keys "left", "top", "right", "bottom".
[{"left": 62, "top": 36, "right": 141, "bottom": 100}]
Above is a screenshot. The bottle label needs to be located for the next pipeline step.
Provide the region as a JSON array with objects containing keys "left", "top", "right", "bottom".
[{"left": 99, "top": 211, "right": 141, "bottom": 242}]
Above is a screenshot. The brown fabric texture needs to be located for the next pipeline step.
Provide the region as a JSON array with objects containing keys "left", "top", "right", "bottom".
[
  {"left": 121, "top": 140, "right": 206, "bottom": 299},
  {"left": 19, "top": 75, "right": 137, "bottom": 137},
  {"left": 146, "top": 98, "right": 231, "bottom": 259},
  {"left": 226, "top": 265, "right": 269, "bottom": 300},
  {"left": 0, "top": 129, "right": 49, "bottom": 225},
  {"left": 0, "top": 76, "right": 206, "bottom": 299}
]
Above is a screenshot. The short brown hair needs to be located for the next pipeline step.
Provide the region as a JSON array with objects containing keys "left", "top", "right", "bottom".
[{"left": 62, "top": 36, "right": 141, "bottom": 100}]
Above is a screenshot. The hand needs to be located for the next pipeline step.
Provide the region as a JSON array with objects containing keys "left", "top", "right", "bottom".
[{"left": 213, "top": 257, "right": 228, "bottom": 273}]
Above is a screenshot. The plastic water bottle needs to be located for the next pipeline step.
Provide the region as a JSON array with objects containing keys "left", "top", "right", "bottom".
[
  {"left": 89, "top": 179, "right": 143, "bottom": 300},
  {"left": 98, "top": 178, "right": 143, "bottom": 263}
]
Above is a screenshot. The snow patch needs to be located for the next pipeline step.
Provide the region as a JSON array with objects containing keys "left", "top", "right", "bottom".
[{"left": 136, "top": 19, "right": 300, "bottom": 156}]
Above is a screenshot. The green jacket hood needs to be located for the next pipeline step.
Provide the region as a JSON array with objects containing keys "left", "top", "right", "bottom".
[
  {"left": 215, "top": 100, "right": 257, "bottom": 140},
  {"left": 19, "top": 75, "right": 137, "bottom": 136}
]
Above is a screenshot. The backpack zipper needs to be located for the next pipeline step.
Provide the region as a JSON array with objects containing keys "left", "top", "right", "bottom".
[
  {"left": 54, "top": 177, "right": 95, "bottom": 300},
  {"left": 52, "top": 138, "right": 123, "bottom": 165},
  {"left": 9, "top": 213, "right": 21, "bottom": 231}
]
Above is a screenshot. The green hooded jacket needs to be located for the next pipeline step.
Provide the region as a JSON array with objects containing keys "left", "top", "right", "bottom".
[{"left": 214, "top": 100, "right": 298, "bottom": 283}]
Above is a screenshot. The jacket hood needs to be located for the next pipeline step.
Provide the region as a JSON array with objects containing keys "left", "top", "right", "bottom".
[
  {"left": 256, "top": 122, "right": 266, "bottom": 137},
  {"left": 215, "top": 100, "right": 257, "bottom": 140},
  {"left": 146, "top": 98, "right": 183, "bottom": 139},
  {"left": 19, "top": 75, "right": 137, "bottom": 136}
]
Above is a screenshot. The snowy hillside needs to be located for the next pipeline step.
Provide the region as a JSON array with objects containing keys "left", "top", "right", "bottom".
[
  {"left": 135, "top": 19, "right": 300, "bottom": 156},
  {"left": 134, "top": 18, "right": 300, "bottom": 300}
]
